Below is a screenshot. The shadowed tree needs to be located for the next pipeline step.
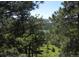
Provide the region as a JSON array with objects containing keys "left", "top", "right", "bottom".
[{"left": 0, "top": 1, "right": 45, "bottom": 57}]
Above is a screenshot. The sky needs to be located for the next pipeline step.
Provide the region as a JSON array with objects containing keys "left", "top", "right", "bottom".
[{"left": 31, "top": 1, "right": 63, "bottom": 19}]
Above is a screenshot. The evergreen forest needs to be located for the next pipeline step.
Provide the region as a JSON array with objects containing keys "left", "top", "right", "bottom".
[{"left": 0, "top": 1, "right": 79, "bottom": 57}]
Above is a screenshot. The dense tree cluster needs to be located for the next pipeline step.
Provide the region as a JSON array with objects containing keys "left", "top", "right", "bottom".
[
  {"left": 49, "top": 1, "right": 79, "bottom": 57},
  {"left": 0, "top": 1, "right": 79, "bottom": 57},
  {"left": 0, "top": 1, "right": 46, "bottom": 57}
]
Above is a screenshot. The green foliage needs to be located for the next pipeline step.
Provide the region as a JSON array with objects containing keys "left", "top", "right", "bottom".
[
  {"left": 0, "top": 1, "right": 46, "bottom": 57},
  {"left": 38, "top": 42, "right": 61, "bottom": 57},
  {"left": 1, "top": 1, "right": 79, "bottom": 57},
  {"left": 50, "top": 1, "right": 79, "bottom": 56}
]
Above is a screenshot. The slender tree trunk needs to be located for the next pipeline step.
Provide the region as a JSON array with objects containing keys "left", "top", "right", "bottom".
[{"left": 28, "top": 45, "right": 31, "bottom": 57}]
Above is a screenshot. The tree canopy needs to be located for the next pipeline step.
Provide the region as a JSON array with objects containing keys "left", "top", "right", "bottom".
[{"left": 0, "top": 1, "right": 79, "bottom": 57}]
